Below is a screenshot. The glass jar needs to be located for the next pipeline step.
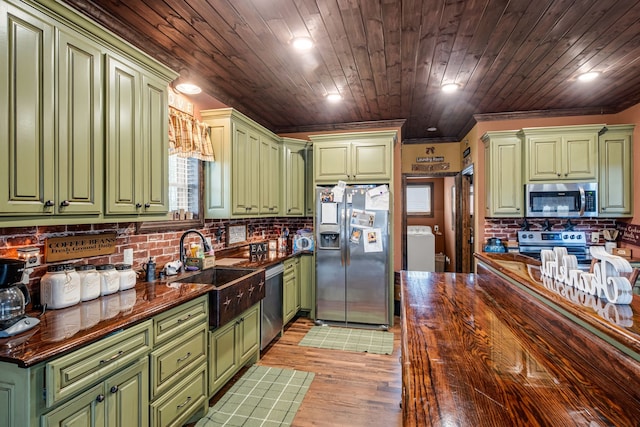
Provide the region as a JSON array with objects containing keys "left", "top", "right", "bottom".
[
  {"left": 96, "top": 264, "right": 119, "bottom": 296},
  {"left": 40, "top": 264, "right": 81, "bottom": 309},
  {"left": 115, "top": 264, "right": 137, "bottom": 290},
  {"left": 76, "top": 264, "right": 100, "bottom": 301}
]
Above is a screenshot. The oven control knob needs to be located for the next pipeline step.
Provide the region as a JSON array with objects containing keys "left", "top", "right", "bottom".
[
  {"left": 528, "top": 234, "right": 533, "bottom": 239},
  {"left": 570, "top": 235, "right": 575, "bottom": 239},
  {"left": 576, "top": 235, "right": 582, "bottom": 240}
]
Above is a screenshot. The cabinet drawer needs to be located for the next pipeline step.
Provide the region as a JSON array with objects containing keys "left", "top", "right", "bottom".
[
  {"left": 153, "top": 296, "right": 208, "bottom": 345},
  {"left": 150, "top": 364, "right": 207, "bottom": 427},
  {"left": 150, "top": 324, "right": 207, "bottom": 399},
  {"left": 46, "top": 320, "right": 152, "bottom": 407}
]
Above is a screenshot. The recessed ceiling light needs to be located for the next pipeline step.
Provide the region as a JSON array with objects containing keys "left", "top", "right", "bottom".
[
  {"left": 175, "top": 83, "right": 202, "bottom": 94},
  {"left": 291, "top": 37, "right": 314, "bottom": 50},
  {"left": 326, "top": 93, "right": 342, "bottom": 102},
  {"left": 427, "top": 127, "right": 437, "bottom": 132},
  {"left": 577, "top": 72, "right": 599, "bottom": 82},
  {"left": 441, "top": 83, "right": 459, "bottom": 93}
]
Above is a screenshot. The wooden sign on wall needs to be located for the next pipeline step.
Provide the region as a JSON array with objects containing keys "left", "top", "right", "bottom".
[
  {"left": 618, "top": 223, "right": 640, "bottom": 246},
  {"left": 45, "top": 233, "right": 117, "bottom": 262}
]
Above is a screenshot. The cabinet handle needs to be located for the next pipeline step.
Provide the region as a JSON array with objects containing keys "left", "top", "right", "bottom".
[
  {"left": 100, "top": 350, "right": 123, "bottom": 364},
  {"left": 96, "top": 394, "right": 105, "bottom": 403},
  {"left": 177, "top": 396, "right": 192, "bottom": 410},
  {"left": 44, "top": 200, "right": 54, "bottom": 207},
  {"left": 144, "top": 203, "right": 151, "bottom": 208},
  {"left": 177, "top": 313, "right": 193, "bottom": 323},
  {"left": 110, "top": 385, "right": 119, "bottom": 394},
  {"left": 135, "top": 203, "right": 142, "bottom": 209},
  {"left": 177, "top": 352, "right": 192, "bottom": 363},
  {"left": 60, "top": 200, "right": 70, "bottom": 207}
]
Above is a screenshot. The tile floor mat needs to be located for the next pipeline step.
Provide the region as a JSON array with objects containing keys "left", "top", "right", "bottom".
[
  {"left": 195, "top": 365, "right": 314, "bottom": 427},
  {"left": 298, "top": 326, "right": 394, "bottom": 355}
]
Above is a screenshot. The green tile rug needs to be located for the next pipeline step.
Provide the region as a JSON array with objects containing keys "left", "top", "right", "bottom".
[
  {"left": 299, "top": 326, "right": 394, "bottom": 355},
  {"left": 195, "top": 365, "right": 314, "bottom": 427}
]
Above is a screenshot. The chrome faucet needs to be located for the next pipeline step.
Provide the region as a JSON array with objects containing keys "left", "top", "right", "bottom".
[{"left": 179, "top": 229, "right": 212, "bottom": 266}]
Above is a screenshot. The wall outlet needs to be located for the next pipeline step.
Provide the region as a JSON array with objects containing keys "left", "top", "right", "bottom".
[
  {"left": 591, "top": 232, "right": 599, "bottom": 243},
  {"left": 434, "top": 225, "right": 440, "bottom": 233}
]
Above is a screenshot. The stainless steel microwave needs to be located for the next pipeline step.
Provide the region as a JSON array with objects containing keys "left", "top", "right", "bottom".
[{"left": 525, "top": 183, "right": 598, "bottom": 218}]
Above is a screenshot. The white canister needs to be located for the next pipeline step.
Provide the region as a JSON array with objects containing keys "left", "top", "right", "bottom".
[
  {"left": 96, "top": 264, "right": 119, "bottom": 295},
  {"left": 77, "top": 264, "right": 100, "bottom": 301},
  {"left": 115, "top": 264, "right": 137, "bottom": 290},
  {"left": 40, "top": 264, "right": 81, "bottom": 309}
]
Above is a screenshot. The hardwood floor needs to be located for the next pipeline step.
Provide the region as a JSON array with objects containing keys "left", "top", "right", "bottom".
[
  {"left": 257, "top": 317, "right": 402, "bottom": 427},
  {"left": 198, "top": 316, "right": 402, "bottom": 427}
]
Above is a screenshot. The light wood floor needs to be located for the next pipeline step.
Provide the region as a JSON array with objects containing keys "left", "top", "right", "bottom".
[
  {"left": 258, "top": 316, "right": 402, "bottom": 427},
  {"left": 200, "top": 316, "right": 402, "bottom": 427}
]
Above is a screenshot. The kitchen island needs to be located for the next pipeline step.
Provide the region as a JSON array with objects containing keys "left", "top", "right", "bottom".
[{"left": 401, "top": 252, "right": 640, "bottom": 426}]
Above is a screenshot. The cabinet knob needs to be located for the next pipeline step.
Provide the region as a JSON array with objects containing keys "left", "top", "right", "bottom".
[
  {"left": 96, "top": 394, "right": 105, "bottom": 403},
  {"left": 110, "top": 385, "right": 119, "bottom": 394},
  {"left": 44, "top": 200, "right": 54, "bottom": 207},
  {"left": 60, "top": 200, "right": 70, "bottom": 207},
  {"left": 602, "top": 207, "right": 606, "bottom": 211},
  {"left": 144, "top": 203, "right": 151, "bottom": 208},
  {"left": 564, "top": 173, "right": 568, "bottom": 176},
  {"left": 557, "top": 173, "right": 561, "bottom": 177},
  {"left": 135, "top": 203, "right": 142, "bottom": 209}
]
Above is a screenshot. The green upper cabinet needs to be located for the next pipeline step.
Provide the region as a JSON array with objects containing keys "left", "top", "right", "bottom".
[
  {"left": 599, "top": 125, "right": 634, "bottom": 217},
  {"left": 202, "top": 108, "right": 283, "bottom": 218},
  {"left": 282, "top": 138, "right": 307, "bottom": 216},
  {"left": 105, "top": 55, "right": 169, "bottom": 216},
  {"left": 260, "top": 134, "right": 281, "bottom": 215},
  {"left": 522, "top": 125, "right": 603, "bottom": 182},
  {"left": 0, "top": 3, "right": 55, "bottom": 215},
  {"left": 305, "top": 146, "right": 314, "bottom": 216},
  {"left": 310, "top": 131, "right": 396, "bottom": 183},
  {"left": 482, "top": 131, "right": 523, "bottom": 217},
  {"left": 0, "top": 0, "right": 176, "bottom": 225}
]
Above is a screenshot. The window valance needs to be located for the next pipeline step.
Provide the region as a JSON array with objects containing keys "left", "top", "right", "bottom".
[{"left": 168, "top": 106, "right": 215, "bottom": 162}]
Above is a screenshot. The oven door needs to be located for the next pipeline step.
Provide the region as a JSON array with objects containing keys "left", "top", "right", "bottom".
[{"left": 525, "top": 183, "right": 597, "bottom": 217}]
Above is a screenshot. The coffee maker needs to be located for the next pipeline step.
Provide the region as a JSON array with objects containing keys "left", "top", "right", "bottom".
[{"left": 0, "top": 258, "right": 40, "bottom": 338}]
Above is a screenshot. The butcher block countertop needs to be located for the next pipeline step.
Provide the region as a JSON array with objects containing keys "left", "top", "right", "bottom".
[
  {"left": 0, "top": 281, "right": 212, "bottom": 367},
  {"left": 401, "top": 260, "right": 640, "bottom": 426}
]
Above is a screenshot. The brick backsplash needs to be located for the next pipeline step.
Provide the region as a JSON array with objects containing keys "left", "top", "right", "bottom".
[
  {"left": 483, "top": 217, "right": 618, "bottom": 245},
  {"left": 0, "top": 217, "right": 313, "bottom": 304}
]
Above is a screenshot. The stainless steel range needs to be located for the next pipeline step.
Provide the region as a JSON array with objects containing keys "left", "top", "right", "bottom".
[{"left": 518, "top": 231, "right": 590, "bottom": 266}]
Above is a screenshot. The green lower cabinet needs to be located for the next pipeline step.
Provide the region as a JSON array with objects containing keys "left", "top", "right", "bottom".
[
  {"left": 209, "top": 303, "right": 260, "bottom": 397},
  {"left": 299, "top": 253, "right": 315, "bottom": 316},
  {"left": 149, "top": 366, "right": 207, "bottom": 427},
  {"left": 283, "top": 257, "right": 301, "bottom": 325},
  {"left": 42, "top": 357, "right": 148, "bottom": 427}
]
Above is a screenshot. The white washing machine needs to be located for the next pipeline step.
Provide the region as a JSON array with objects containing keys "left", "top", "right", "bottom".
[{"left": 407, "top": 225, "right": 435, "bottom": 272}]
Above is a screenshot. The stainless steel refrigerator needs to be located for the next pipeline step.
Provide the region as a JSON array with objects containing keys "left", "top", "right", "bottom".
[{"left": 315, "top": 184, "right": 390, "bottom": 327}]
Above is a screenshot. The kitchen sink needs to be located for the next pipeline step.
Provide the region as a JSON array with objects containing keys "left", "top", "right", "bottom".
[{"left": 174, "top": 267, "right": 265, "bottom": 328}]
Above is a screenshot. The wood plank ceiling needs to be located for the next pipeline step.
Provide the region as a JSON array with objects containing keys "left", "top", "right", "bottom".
[{"left": 60, "top": 0, "right": 640, "bottom": 141}]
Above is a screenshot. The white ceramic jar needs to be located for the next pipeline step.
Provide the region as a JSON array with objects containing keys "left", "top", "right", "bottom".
[
  {"left": 115, "top": 264, "right": 137, "bottom": 290},
  {"left": 96, "top": 264, "right": 119, "bottom": 296},
  {"left": 76, "top": 264, "right": 100, "bottom": 301},
  {"left": 40, "top": 264, "right": 81, "bottom": 309}
]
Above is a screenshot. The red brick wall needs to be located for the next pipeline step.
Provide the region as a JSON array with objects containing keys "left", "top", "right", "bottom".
[
  {"left": 483, "top": 217, "right": 617, "bottom": 246},
  {"left": 0, "top": 217, "right": 313, "bottom": 304}
]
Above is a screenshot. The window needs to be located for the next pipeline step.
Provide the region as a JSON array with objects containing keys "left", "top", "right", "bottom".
[
  {"left": 168, "top": 155, "right": 200, "bottom": 219},
  {"left": 406, "top": 183, "right": 433, "bottom": 216}
]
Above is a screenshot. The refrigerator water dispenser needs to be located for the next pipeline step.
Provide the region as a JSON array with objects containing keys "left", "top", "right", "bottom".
[{"left": 319, "top": 232, "right": 340, "bottom": 249}]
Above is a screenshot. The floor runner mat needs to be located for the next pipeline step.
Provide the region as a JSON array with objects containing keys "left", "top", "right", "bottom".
[
  {"left": 195, "top": 365, "right": 314, "bottom": 427},
  {"left": 298, "top": 326, "right": 394, "bottom": 355}
]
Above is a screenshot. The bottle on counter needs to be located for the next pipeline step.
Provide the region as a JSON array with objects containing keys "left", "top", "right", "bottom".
[
  {"left": 115, "top": 264, "right": 137, "bottom": 290},
  {"left": 96, "top": 264, "right": 119, "bottom": 295},
  {"left": 40, "top": 264, "right": 81, "bottom": 309},
  {"left": 76, "top": 264, "right": 100, "bottom": 302}
]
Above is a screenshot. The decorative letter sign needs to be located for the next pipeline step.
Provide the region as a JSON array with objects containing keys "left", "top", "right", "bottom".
[{"left": 540, "top": 246, "right": 633, "bottom": 305}]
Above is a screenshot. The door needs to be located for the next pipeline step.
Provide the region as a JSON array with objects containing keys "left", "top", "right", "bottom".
[
  {"left": 105, "top": 358, "right": 148, "bottom": 427},
  {"left": 456, "top": 167, "right": 474, "bottom": 273},
  {"left": 345, "top": 187, "right": 389, "bottom": 325}
]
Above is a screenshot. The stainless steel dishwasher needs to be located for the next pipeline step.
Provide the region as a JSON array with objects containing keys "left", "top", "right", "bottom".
[{"left": 260, "top": 263, "right": 284, "bottom": 350}]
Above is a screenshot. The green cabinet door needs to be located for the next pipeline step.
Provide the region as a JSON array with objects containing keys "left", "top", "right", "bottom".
[
  {"left": 0, "top": 2, "right": 55, "bottom": 214},
  {"left": 526, "top": 135, "right": 561, "bottom": 181},
  {"left": 351, "top": 140, "right": 392, "bottom": 181},
  {"left": 282, "top": 139, "right": 306, "bottom": 216},
  {"left": 314, "top": 142, "right": 351, "bottom": 182},
  {"left": 299, "top": 253, "right": 314, "bottom": 314},
  {"left": 237, "top": 304, "right": 260, "bottom": 365},
  {"left": 562, "top": 132, "right": 597, "bottom": 180},
  {"left": 283, "top": 258, "right": 300, "bottom": 324},
  {"left": 104, "top": 358, "right": 149, "bottom": 427},
  {"left": 57, "top": 28, "right": 103, "bottom": 215},
  {"left": 260, "top": 136, "right": 281, "bottom": 215},
  {"left": 232, "top": 122, "right": 260, "bottom": 215},
  {"left": 482, "top": 131, "right": 523, "bottom": 217},
  {"left": 599, "top": 125, "right": 634, "bottom": 217},
  {"left": 305, "top": 146, "right": 314, "bottom": 216},
  {"left": 42, "top": 383, "right": 106, "bottom": 427},
  {"left": 105, "top": 54, "right": 141, "bottom": 215},
  {"left": 209, "top": 320, "right": 238, "bottom": 394}
]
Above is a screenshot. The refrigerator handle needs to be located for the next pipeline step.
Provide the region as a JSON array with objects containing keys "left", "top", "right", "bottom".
[{"left": 345, "top": 204, "right": 351, "bottom": 266}]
